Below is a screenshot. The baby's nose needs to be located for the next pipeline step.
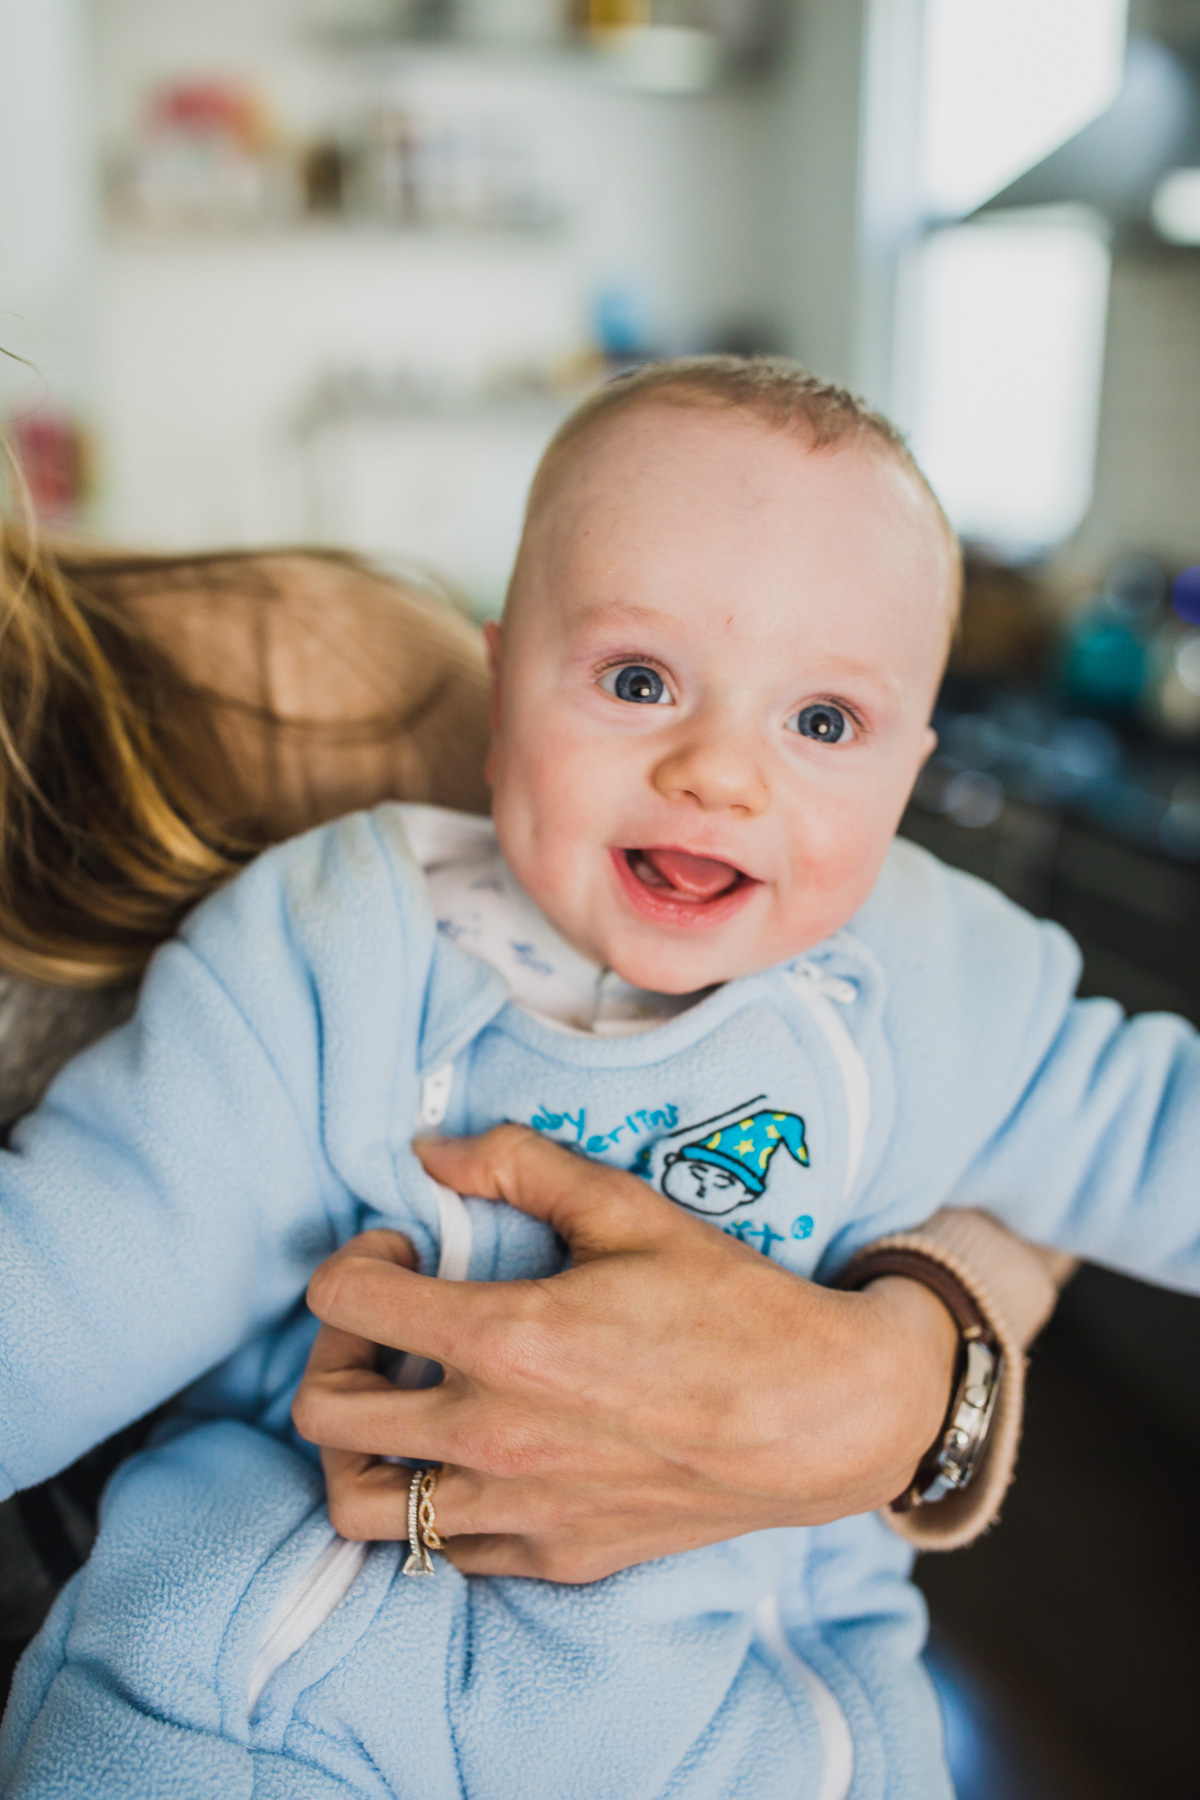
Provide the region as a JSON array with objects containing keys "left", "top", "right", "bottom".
[{"left": 650, "top": 732, "right": 769, "bottom": 816}]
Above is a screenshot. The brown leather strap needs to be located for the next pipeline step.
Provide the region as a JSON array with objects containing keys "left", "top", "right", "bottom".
[
  {"left": 833, "top": 1247, "right": 1002, "bottom": 1514},
  {"left": 830, "top": 1247, "right": 995, "bottom": 1345}
]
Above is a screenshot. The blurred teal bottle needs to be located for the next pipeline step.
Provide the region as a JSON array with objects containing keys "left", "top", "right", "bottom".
[{"left": 1059, "top": 554, "right": 1164, "bottom": 715}]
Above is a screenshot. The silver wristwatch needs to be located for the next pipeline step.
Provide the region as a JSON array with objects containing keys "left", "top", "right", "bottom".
[
  {"left": 831, "top": 1246, "right": 1004, "bottom": 1511},
  {"left": 908, "top": 1330, "right": 1003, "bottom": 1505}
]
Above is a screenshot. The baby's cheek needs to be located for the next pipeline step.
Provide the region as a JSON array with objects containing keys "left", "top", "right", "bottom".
[{"left": 807, "top": 797, "right": 894, "bottom": 897}]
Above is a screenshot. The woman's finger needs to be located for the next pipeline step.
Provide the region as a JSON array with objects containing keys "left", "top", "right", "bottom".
[
  {"left": 296, "top": 1374, "right": 455, "bottom": 1458},
  {"left": 321, "top": 1447, "right": 412, "bottom": 1541},
  {"left": 319, "top": 1437, "right": 591, "bottom": 1579},
  {"left": 320, "top": 1227, "right": 418, "bottom": 1273},
  {"left": 306, "top": 1249, "right": 552, "bottom": 1371},
  {"left": 414, "top": 1125, "right": 684, "bottom": 1260},
  {"left": 293, "top": 1312, "right": 419, "bottom": 1450},
  {"left": 321, "top": 1454, "right": 516, "bottom": 1547},
  {"left": 320, "top": 1449, "right": 721, "bottom": 1583},
  {"left": 302, "top": 1229, "right": 418, "bottom": 1354},
  {"left": 302, "top": 1320, "right": 381, "bottom": 1382}
]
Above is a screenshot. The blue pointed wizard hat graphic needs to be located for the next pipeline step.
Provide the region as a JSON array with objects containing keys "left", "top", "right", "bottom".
[{"left": 680, "top": 1108, "right": 808, "bottom": 1197}]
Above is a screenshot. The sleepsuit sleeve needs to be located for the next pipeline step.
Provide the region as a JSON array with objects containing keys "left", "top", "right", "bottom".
[
  {"left": 943, "top": 983, "right": 1200, "bottom": 1286},
  {"left": 841, "top": 841, "right": 1200, "bottom": 1292},
  {"left": 0, "top": 810, "right": 434, "bottom": 1499}
]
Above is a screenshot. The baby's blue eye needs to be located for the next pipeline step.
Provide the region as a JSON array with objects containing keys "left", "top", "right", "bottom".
[
  {"left": 602, "top": 664, "right": 670, "bottom": 705},
  {"left": 789, "top": 703, "right": 852, "bottom": 743}
]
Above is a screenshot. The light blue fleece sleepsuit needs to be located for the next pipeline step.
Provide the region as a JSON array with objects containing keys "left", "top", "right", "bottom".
[{"left": 1, "top": 802, "right": 1199, "bottom": 1800}]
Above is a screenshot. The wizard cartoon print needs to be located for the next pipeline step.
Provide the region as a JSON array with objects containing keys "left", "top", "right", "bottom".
[{"left": 650, "top": 1096, "right": 810, "bottom": 1216}]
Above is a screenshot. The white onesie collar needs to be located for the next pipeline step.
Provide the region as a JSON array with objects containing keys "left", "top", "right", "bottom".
[{"left": 400, "top": 804, "right": 705, "bottom": 1036}]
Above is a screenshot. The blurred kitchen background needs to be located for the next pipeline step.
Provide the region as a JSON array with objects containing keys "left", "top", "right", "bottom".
[{"left": 3, "top": 1, "right": 1200, "bottom": 1794}]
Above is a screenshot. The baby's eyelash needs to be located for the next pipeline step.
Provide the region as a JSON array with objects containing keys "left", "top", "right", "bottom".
[{"left": 593, "top": 653, "right": 669, "bottom": 679}]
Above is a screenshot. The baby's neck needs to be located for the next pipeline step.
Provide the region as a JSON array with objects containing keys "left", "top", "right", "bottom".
[{"left": 421, "top": 817, "right": 711, "bottom": 1036}]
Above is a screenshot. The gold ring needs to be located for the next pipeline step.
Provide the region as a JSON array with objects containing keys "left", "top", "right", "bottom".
[
  {"left": 418, "top": 1467, "right": 446, "bottom": 1549},
  {"left": 402, "top": 1466, "right": 436, "bottom": 1577}
]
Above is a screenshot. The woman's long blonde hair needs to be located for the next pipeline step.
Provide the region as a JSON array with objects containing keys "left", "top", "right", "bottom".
[
  {"left": 0, "top": 512, "right": 252, "bottom": 986},
  {"left": 0, "top": 462, "right": 488, "bottom": 987}
]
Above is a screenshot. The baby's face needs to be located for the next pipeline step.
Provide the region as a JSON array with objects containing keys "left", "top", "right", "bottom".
[
  {"left": 661, "top": 1156, "right": 753, "bottom": 1215},
  {"left": 487, "top": 405, "right": 954, "bottom": 994}
]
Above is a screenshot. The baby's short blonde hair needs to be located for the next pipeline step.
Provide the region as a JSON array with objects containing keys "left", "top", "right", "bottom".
[{"left": 521, "top": 354, "right": 961, "bottom": 621}]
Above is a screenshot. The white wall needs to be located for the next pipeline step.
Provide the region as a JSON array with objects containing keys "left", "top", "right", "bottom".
[
  {"left": 756, "top": 0, "right": 927, "bottom": 412},
  {"left": 1073, "top": 254, "right": 1200, "bottom": 570},
  {"left": 86, "top": 0, "right": 776, "bottom": 600},
  {"left": 758, "top": 0, "right": 871, "bottom": 390},
  {"left": 0, "top": 0, "right": 96, "bottom": 417}
]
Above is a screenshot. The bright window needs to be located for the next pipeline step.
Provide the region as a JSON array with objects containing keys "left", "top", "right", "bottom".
[
  {"left": 920, "top": 0, "right": 1129, "bottom": 217},
  {"left": 904, "top": 211, "right": 1111, "bottom": 551},
  {"left": 1152, "top": 168, "right": 1200, "bottom": 245}
]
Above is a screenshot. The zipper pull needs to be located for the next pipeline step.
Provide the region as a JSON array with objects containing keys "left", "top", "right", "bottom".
[
  {"left": 419, "top": 1062, "right": 454, "bottom": 1128},
  {"left": 791, "top": 962, "right": 858, "bottom": 1005}
]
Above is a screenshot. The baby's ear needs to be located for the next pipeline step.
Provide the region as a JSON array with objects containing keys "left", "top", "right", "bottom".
[{"left": 482, "top": 619, "right": 501, "bottom": 675}]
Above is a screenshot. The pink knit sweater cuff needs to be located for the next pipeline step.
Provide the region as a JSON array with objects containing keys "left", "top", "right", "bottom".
[{"left": 868, "top": 1209, "right": 1075, "bottom": 1552}]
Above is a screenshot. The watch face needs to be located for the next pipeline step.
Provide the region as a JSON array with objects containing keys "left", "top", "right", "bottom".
[{"left": 918, "top": 1340, "right": 1003, "bottom": 1504}]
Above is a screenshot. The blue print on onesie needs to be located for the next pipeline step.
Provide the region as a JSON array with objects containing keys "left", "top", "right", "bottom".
[
  {"left": 451, "top": 989, "right": 840, "bottom": 1288},
  {"left": 530, "top": 1086, "right": 816, "bottom": 1262}
]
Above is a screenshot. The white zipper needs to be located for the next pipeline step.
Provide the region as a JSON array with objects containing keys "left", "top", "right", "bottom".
[
  {"left": 786, "top": 963, "right": 871, "bottom": 1205},
  {"left": 248, "top": 1533, "right": 367, "bottom": 1716},
  {"left": 249, "top": 1062, "right": 475, "bottom": 1718},
  {"left": 394, "top": 1062, "right": 472, "bottom": 1387},
  {"left": 755, "top": 1593, "right": 855, "bottom": 1800},
  {"left": 419, "top": 1061, "right": 455, "bottom": 1129}
]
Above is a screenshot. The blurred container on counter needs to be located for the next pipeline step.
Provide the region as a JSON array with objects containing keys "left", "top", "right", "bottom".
[
  {"left": 948, "top": 550, "right": 1055, "bottom": 683},
  {"left": 108, "top": 79, "right": 297, "bottom": 234},
  {"left": 569, "top": 0, "right": 774, "bottom": 89},
  {"left": 353, "top": 111, "right": 556, "bottom": 232},
  {"left": 107, "top": 81, "right": 560, "bottom": 239},
  {"left": 1058, "top": 553, "right": 1165, "bottom": 718},
  {"left": 6, "top": 409, "right": 90, "bottom": 523}
]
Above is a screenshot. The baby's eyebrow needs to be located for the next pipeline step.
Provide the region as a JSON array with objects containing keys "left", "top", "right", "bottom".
[
  {"left": 565, "top": 604, "right": 907, "bottom": 705},
  {"left": 804, "top": 654, "right": 903, "bottom": 701},
  {"left": 567, "top": 598, "right": 667, "bottom": 634}
]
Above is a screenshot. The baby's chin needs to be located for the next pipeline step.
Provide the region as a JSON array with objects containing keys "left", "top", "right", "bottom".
[
  {"left": 598, "top": 927, "right": 777, "bottom": 997},
  {"left": 537, "top": 897, "right": 750, "bottom": 994}
]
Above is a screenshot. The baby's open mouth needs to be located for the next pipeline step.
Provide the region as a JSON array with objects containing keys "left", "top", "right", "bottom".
[
  {"left": 612, "top": 846, "right": 760, "bottom": 929},
  {"left": 625, "top": 848, "right": 747, "bottom": 903}
]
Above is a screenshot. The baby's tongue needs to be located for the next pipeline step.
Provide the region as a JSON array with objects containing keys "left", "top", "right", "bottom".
[{"left": 638, "top": 847, "right": 741, "bottom": 901}]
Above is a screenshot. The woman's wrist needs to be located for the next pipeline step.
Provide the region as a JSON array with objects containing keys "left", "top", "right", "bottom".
[
  {"left": 761, "top": 1272, "right": 966, "bottom": 1529},
  {"left": 857, "top": 1274, "right": 962, "bottom": 1487}
]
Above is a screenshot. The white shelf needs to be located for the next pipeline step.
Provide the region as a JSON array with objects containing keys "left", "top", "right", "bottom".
[
  {"left": 103, "top": 216, "right": 566, "bottom": 251},
  {"left": 319, "top": 25, "right": 733, "bottom": 97}
]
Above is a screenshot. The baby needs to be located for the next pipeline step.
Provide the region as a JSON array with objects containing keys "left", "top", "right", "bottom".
[{"left": 1, "top": 358, "right": 1199, "bottom": 1800}]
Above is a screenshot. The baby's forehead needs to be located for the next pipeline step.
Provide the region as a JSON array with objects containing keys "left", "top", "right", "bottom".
[
  {"left": 532, "top": 404, "right": 947, "bottom": 554},
  {"left": 508, "top": 401, "right": 959, "bottom": 664}
]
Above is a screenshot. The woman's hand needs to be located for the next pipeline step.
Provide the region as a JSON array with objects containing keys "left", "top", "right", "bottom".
[{"left": 293, "top": 1126, "right": 959, "bottom": 1582}]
